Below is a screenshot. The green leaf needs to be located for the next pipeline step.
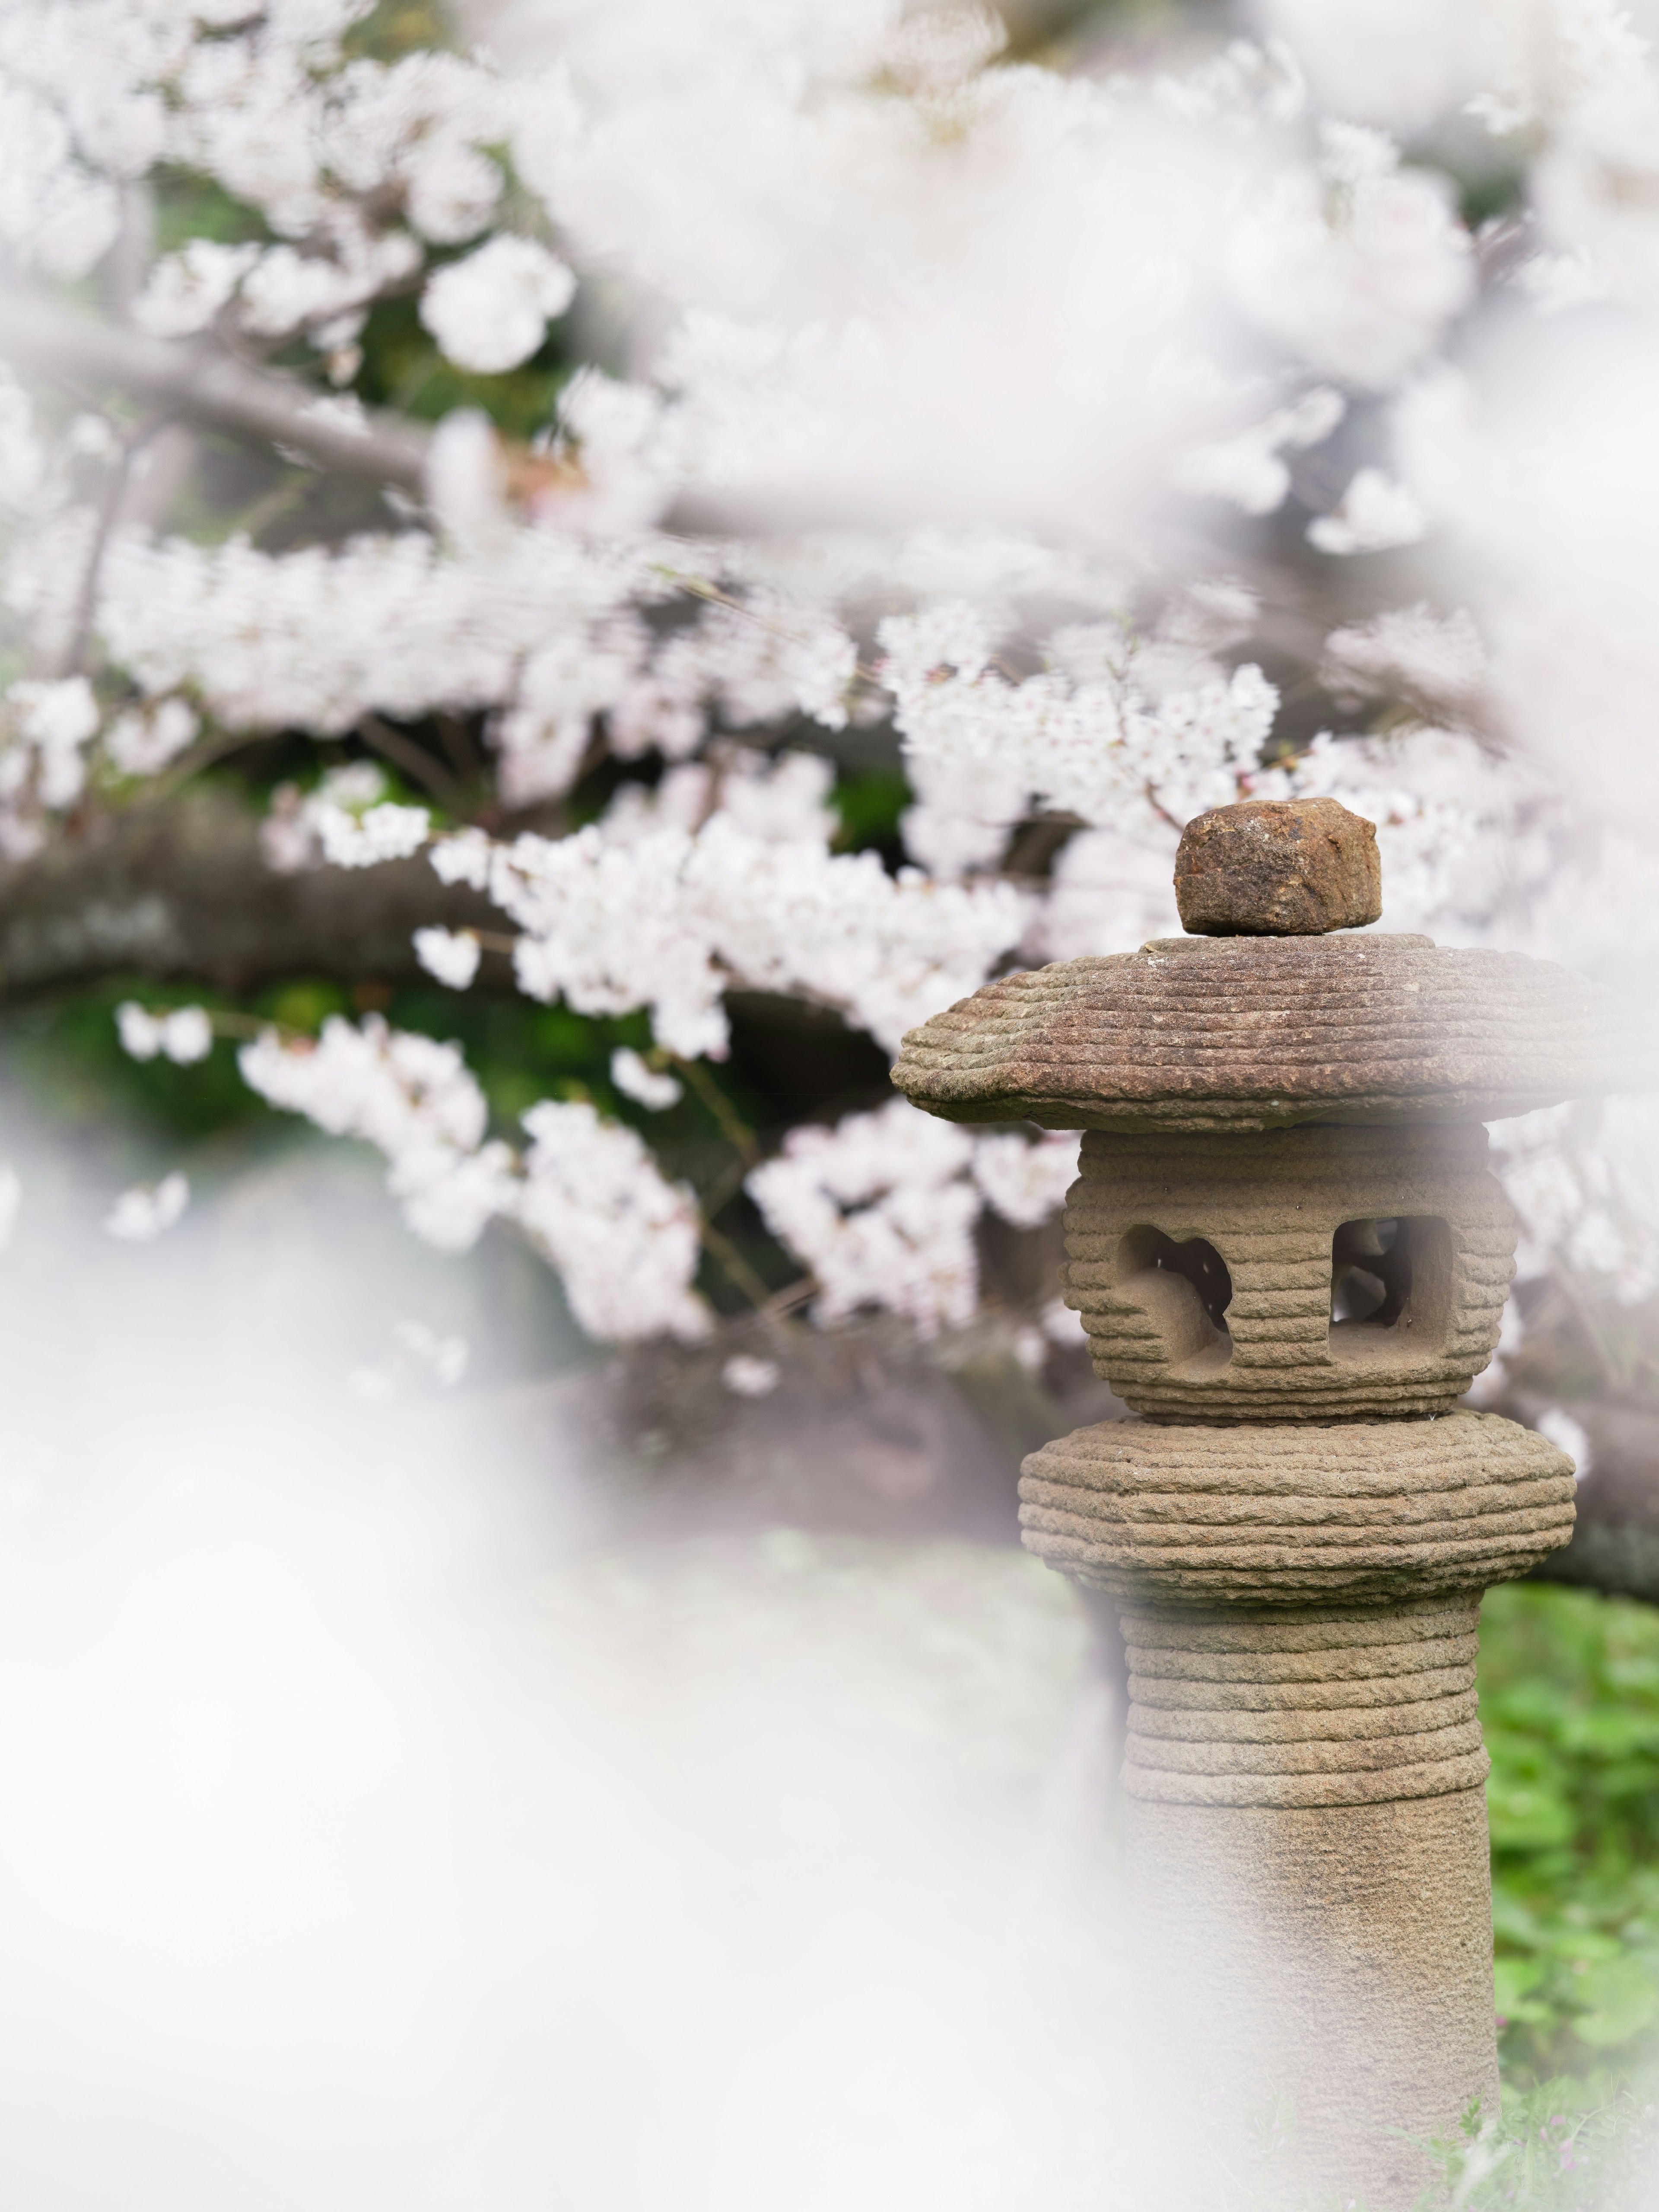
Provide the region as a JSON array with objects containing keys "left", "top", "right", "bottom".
[{"left": 1571, "top": 1955, "right": 1659, "bottom": 2049}]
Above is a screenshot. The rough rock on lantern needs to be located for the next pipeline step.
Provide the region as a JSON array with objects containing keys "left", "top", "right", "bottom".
[{"left": 892, "top": 796, "right": 1655, "bottom": 2206}]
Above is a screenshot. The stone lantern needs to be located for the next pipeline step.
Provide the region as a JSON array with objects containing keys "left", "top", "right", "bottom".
[{"left": 892, "top": 798, "right": 1655, "bottom": 2207}]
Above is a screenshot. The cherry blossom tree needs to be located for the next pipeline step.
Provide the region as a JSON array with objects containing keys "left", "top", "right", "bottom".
[{"left": 2, "top": 0, "right": 1658, "bottom": 1462}]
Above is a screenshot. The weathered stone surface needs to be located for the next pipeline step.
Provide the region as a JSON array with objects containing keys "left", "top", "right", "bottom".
[
  {"left": 1127, "top": 1780, "right": 1497, "bottom": 2206},
  {"left": 911, "top": 817, "right": 1637, "bottom": 2211},
  {"left": 891, "top": 932, "right": 1659, "bottom": 1132},
  {"left": 1019, "top": 1411, "right": 1574, "bottom": 1611},
  {"left": 1062, "top": 1120, "right": 1516, "bottom": 1420},
  {"left": 1115, "top": 1598, "right": 1495, "bottom": 1805},
  {"left": 1174, "top": 796, "right": 1382, "bottom": 936}
]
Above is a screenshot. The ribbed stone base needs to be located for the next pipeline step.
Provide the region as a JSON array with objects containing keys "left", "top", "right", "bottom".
[
  {"left": 1121, "top": 1597, "right": 1488, "bottom": 1805},
  {"left": 1119, "top": 1602, "right": 1500, "bottom": 2210}
]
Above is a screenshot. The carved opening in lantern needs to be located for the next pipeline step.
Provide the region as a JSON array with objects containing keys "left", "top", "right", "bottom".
[
  {"left": 1117, "top": 1226, "right": 1234, "bottom": 1373},
  {"left": 1328, "top": 1216, "right": 1452, "bottom": 1362}
]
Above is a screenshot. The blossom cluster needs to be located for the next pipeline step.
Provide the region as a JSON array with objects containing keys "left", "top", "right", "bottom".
[
  {"left": 748, "top": 1101, "right": 1077, "bottom": 1336},
  {"left": 476, "top": 818, "right": 1026, "bottom": 1064},
  {"left": 232, "top": 1013, "right": 712, "bottom": 1338},
  {"left": 6, "top": 0, "right": 1659, "bottom": 1353}
]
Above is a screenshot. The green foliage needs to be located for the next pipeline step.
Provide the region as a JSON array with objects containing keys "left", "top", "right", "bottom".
[
  {"left": 1453, "top": 162, "right": 1530, "bottom": 233},
  {"left": 833, "top": 765, "right": 910, "bottom": 857},
  {"left": 351, "top": 291, "right": 572, "bottom": 437},
  {"left": 340, "top": 0, "right": 453, "bottom": 61},
  {"left": 4, "top": 982, "right": 266, "bottom": 1144},
  {"left": 1481, "top": 1583, "right": 1659, "bottom": 2076},
  {"left": 0, "top": 977, "right": 798, "bottom": 1311},
  {"left": 151, "top": 168, "right": 272, "bottom": 256},
  {"left": 1410, "top": 2078, "right": 1659, "bottom": 2212}
]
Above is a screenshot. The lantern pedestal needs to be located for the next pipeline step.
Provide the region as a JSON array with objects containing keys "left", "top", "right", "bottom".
[
  {"left": 891, "top": 800, "right": 1656, "bottom": 2208},
  {"left": 1127, "top": 1782, "right": 1497, "bottom": 2203}
]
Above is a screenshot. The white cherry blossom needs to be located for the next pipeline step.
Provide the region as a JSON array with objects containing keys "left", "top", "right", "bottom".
[
  {"left": 515, "top": 1100, "right": 710, "bottom": 1342},
  {"left": 1307, "top": 468, "right": 1429, "bottom": 554},
  {"left": 2, "top": 0, "right": 1656, "bottom": 1348},
  {"left": 116, "top": 1004, "right": 214, "bottom": 1065},
  {"left": 721, "top": 1353, "right": 781, "bottom": 1397},
  {"left": 611, "top": 1048, "right": 683, "bottom": 1111},
  {"left": 105, "top": 1172, "right": 190, "bottom": 1242},
  {"left": 413, "top": 928, "right": 482, "bottom": 990},
  {"left": 420, "top": 236, "right": 576, "bottom": 374}
]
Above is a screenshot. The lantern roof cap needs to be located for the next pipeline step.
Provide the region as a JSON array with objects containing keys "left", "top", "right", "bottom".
[{"left": 891, "top": 930, "right": 1659, "bottom": 1134}]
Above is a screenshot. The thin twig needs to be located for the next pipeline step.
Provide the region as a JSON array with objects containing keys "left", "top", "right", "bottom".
[
  {"left": 148, "top": 727, "right": 263, "bottom": 804},
  {"left": 435, "top": 712, "right": 479, "bottom": 785},
  {"left": 359, "top": 712, "right": 470, "bottom": 815},
  {"left": 54, "top": 414, "right": 163, "bottom": 680},
  {"left": 1547, "top": 1255, "right": 1629, "bottom": 1395},
  {"left": 699, "top": 1152, "right": 750, "bottom": 1223},
  {"left": 699, "top": 1217, "right": 775, "bottom": 1312},
  {"left": 1506, "top": 1189, "right": 1629, "bottom": 1395},
  {"left": 206, "top": 1009, "right": 288, "bottom": 1041},
  {"left": 673, "top": 1053, "right": 762, "bottom": 1168},
  {"left": 2, "top": 290, "right": 432, "bottom": 490},
  {"left": 226, "top": 470, "right": 316, "bottom": 550},
  {"left": 651, "top": 563, "right": 886, "bottom": 688},
  {"left": 1140, "top": 780, "right": 1185, "bottom": 836}
]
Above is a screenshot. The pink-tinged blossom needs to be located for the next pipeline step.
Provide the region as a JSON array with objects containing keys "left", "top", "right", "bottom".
[
  {"left": 240, "top": 230, "right": 423, "bottom": 340},
  {"left": 240, "top": 1014, "right": 488, "bottom": 1157},
  {"left": 881, "top": 605, "right": 1281, "bottom": 836},
  {"left": 105, "top": 698, "right": 200, "bottom": 777},
  {"left": 429, "top": 826, "right": 493, "bottom": 890},
  {"left": 486, "top": 768, "right": 1026, "bottom": 1058},
  {"left": 321, "top": 50, "right": 508, "bottom": 242},
  {"left": 6, "top": 0, "right": 1659, "bottom": 1335},
  {"left": 721, "top": 1353, "right": 780, "bottom": 1397},
  {"left": 317, "top": 800, "right": 431, "bottom": 868},
  {"left": 1322, "top": 606, "right": 1487, "bottom": 707},
  {"left": 971, "top": 1132, "right": 1081, "bottom": 1230},
  {"left": 611, "top": 1048, "right": 683, "bottom": 1111},
  {"left": 239, "top": 1015, "right": 506, "bottom": 1253},
  {"left": 1029, "top": 826, "right": 1184, "bottom": 962},
  {"left": 388, "top": 1139, "right": 518, "bottom": 1254},
  {"left": 413, "top": 928, "right": 482, "bottom": 990},
  {"left": 900, "top": 751, "right": 1029, "bottom": 879},
  {"left": 133, "top": 240, "right": 261, "bottom": 337},
  {"left": 420, "top": 236, "right": 576, "bottom": 375},
  {"left": 0, "top": 77, "right": 119, "bottom": 276},
  {"left": 1228, "top": 123, "right": 1473, "bottom": 389},
  {"left": 1173, "top": 388, "right": 1344, "bottom": 516},
  {"left": 1307, "top": 467, "right": 1428, "bottom": 554},
  {"left": 4, "top": 675, "right": 98, "bottom": 802},
  {"left": 514, "top": 1100, "right": 711, "bottom": 1343},
  {"left": 748, "top": 1099, "right": 982, "bottom": 1337}
]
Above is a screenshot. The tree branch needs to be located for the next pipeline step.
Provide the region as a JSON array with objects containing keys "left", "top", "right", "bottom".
[
  {"left": 1, "top": 292, "right": 432, "bottom": 492},
  {"left": 0, "top": 787, "right": 495, "bottom": 997}
]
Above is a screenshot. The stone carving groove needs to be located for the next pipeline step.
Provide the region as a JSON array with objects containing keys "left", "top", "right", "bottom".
[
  {"left": 1062, "top": 1121, "right": 1517, "bottom": 1419},
  {"left": 893, "top": 931, "right": 1658, "bottom": 1132},
  {"left": 1019, "top": 1412, "right": 1576, "bottom": 1606},
  {"left": 889, "top": 796, "right": 1656, "bottom": 2208},
  {"left": 1121, "top": 1601, "right": 1489, "bottom": 1807}
]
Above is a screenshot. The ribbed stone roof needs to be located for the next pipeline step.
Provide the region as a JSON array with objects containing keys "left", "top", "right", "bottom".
[{"left": 891, "top": 932, "right": 1658, "bottom": 1132}]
